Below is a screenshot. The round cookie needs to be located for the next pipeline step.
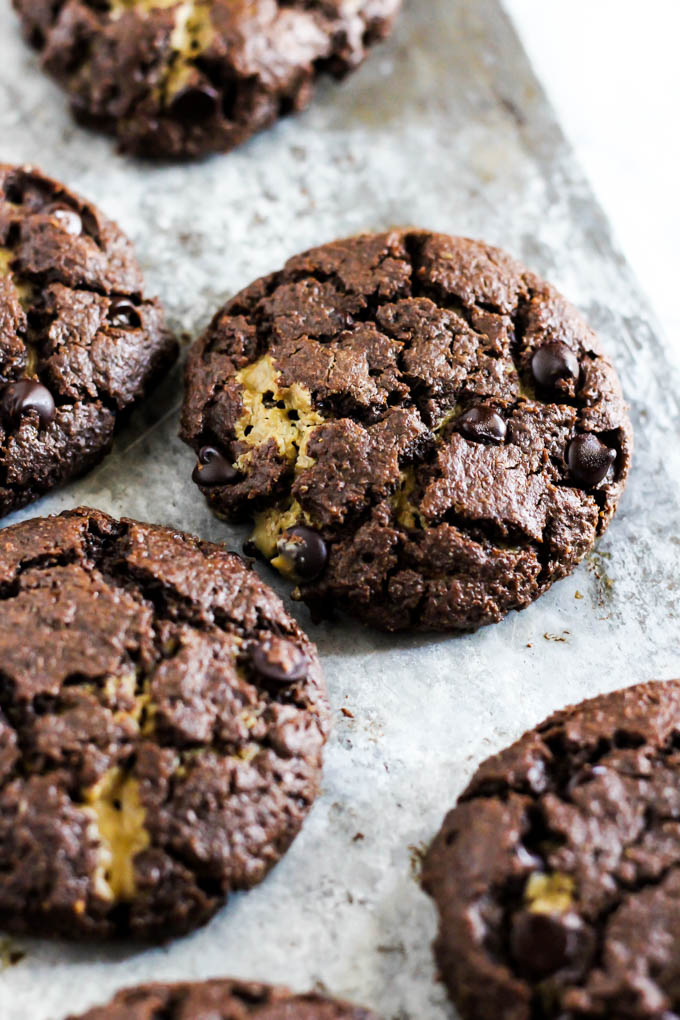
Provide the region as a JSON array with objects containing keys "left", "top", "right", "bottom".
[
  {"left": 181, "top": 229, "right": 632, "bottom": 633},
  {"left": 13, "top": 0, "right": 402, "bottom": 160},
  {"left": 0, "top": 507, "right": 328, "bottom": 941},
  {"left": 68, "top": 978, "right": 377, "bottom": 1019},
  {"left": 422, "top": 680, "right": 680, "bottom": 1020},
  {"left": 0, "top": 164, "right": 176, "bottom": 518}
]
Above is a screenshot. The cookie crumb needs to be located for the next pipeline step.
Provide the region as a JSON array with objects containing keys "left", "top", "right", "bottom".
[{"left": 543, "top": 631, "right": 569, "bottom": 643}]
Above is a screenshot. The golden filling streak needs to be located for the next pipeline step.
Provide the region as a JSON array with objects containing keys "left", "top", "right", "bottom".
[
  {"left": 166, "top": 1, "right": 215, "bottom": 98},
  {"left": 105, "top": 671, "right": 154, "bottom": 733},
  {"left": 391, "top": 467, "right": 424, "bottom": 530},
  {"left": 109, "top": 0, "right": 216, "bottom": 102},
  {"left": 237, "top": 355, "right": 324, "bottom": 566},
  {"left": 85, "top": 767, "right": 150, "bottom": 902},
  {"left": 0, "top": 248, "right": 35, "bottom": 309},
  {"left": 235, "top": 742, "right": 259, "bottom": 764},
  {"left": 80, "top": 672, "right": 156, "bottom": 904},
  {"left": 109, "top": 0, "right": 188, "bottom": 14},
  {"left": 252, "top": 498, "right": 307, "bottom": 566},
  {"left": 525, "top": 872, "right": 575, "bottom": 915},
  {"left": 235, "top": 354, "right": 323, "bottom": 464},
  {"left": 73, "top": 668, "right": 266, "bottom": 910},
  {"left": 434, "top": 405, "right": 459, "bottom": 434},
  {"left": 0, "top": 247, "right": 39, "bottom": 375}
]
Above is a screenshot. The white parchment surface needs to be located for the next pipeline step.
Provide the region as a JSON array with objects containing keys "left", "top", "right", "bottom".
[{"left": 0, "top": 2, "right": 678, "bottom": 1018}]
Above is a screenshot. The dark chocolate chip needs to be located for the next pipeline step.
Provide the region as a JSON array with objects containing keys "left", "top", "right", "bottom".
[
  {"left": 277, "top": 526, "right": 328, "bottom": 581},
  {"left": 567, "top": 433, "right": 616, "bottom": 487},
  {"left": 510, "top": 911, "right": 571, "bottom": 977},
  {"left": 0, "top": 379, "right": 55, "bottom": 429},
  {"left": 47, "top": 205, "right": 82, "bottom": 236},
  {"left": 511, "top": 909, "right": 594, "bottom": 980},
  {"left": 250, "top": 635, "right": 308, "bottom": 685},
  {"left": 107, "top": 297, "right": 141, "bottom": 329},
  {"left": 531, "top": 342, "right": 579, "bottom": 390},
  {"left": 458, "top": 405, "right": 507, "bottom": 445},
  {"left": 192, "top": 446, "right": 238, "bottom": 486},
  {"left": 170, "top": 84, "right": 219, "bottom": 122}
]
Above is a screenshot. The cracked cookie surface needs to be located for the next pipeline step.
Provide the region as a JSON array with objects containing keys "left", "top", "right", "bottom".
[
  {"left": 68, "top": 977, "right": 377, "bottom": 1019},
  {"left": 422, "top": 680, "right": 680, "bottom": 1020},
  {"left": 0, "top": 507, "right": 328, "bottom": 941},
  {"left": 13, "top": 0, "right": 402, "bottom": 159},
  {"left": 0, "top": 165, "right": 176, "bottom": 518},
  {"left": 181, "top": 229, "right": 632, "bottom": 633}
]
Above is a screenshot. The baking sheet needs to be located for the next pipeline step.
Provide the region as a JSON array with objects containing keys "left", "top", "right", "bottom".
[{"left": 0, "top": 1, "right": 679, "bottom": 1017}]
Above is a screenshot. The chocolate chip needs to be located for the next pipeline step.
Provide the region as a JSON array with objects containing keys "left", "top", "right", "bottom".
[
  {"left": 107, "top": 297, "right": 141, "bottom": 329},
  {"left": 458, "top": 405, "right": 507, "bottom": 445},
  {"left": 0, "top": 379, "right": 55, "bottom": 429},
  {"left": 531, "top": 342, "right": 579, "bottom": 391},
  {"left": 511, "top": 910, "right": 594, "bottom": 979},
  {"left": 170, "top": 84, "right": 219, "bottom": 122},
  {"left": 277, "top": 526, "right": 328, "bottom": 581},
  {"left": 250, "top": 635, "right": 308, "bottom": 685},
  {"left": 567, "top": 434, "right": 616, "bottom": 487},
  {"left": 47, "top": 205, "right": 82, "bottom": 236},
  {"left": 192, "top": 446, "right": 238, "bottom": 486},
  {"left": 510, "top": 911, "right": 571, "bottom": 977}
]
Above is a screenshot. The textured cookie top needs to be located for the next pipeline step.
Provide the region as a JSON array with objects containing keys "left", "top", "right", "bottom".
[
  {"left": 0, "top": 508, "right": 328, "bottom": 941},
  {"left": 13, "top": 0, "right": 402, "bottom": 159},
  {"left": 0, "top": 165, "right": 175, "bottom": 517},
  {"left": 422, "top": 681, "right": 680, "bottom": 1020},
  {"left": 181, "top": 229, "right": 632, "bottom": 632},
  {"left": 69, "top": 978, "right": 377, "bottom": 1019}
]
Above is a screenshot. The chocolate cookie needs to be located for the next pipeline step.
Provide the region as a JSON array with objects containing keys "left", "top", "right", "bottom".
[
  {"left": 0, "top": 507, "right": 328, "bottom": 941},
  {"left": 68, "top": 978, "right": 377, "bottom": 1019},
  {"left": 0, "top": 165, "right": 176, "bottom": 518},
  {"left": 181, "top": 230, "right": 632, "bottom": 632},
  {"left": 422, "top": 680, "right": 680, "bottom": 1019},
  {"left": 13, "top": 0, "right": 402, "bottom": 160}
]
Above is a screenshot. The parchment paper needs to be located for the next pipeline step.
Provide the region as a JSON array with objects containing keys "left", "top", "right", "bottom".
[{"left": 0, "top": 2, "right": 679, "bottom": 1017}]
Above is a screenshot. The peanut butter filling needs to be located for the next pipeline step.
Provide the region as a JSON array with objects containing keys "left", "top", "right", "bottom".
[
  {"left": 237, "top": 355, "right": 324, "bottom": 568},
  {"left": 85, "top": 767, "right": 149, "bottom": 902},
  {"left": 525, "top": 872, "right": 575, "bottom": 915}
]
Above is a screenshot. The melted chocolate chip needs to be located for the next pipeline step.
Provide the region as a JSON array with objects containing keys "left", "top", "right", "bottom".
[
  {"left": 0, "top": 379, "right": 55, "bottom": 429},
  {"left": 458, "top": 405, "right": 507, "bottom": 445},
  {"left": 170, "top": 84, "right": 219, "bottom": 122},
  {"left": 511, "top": 910, "right": 594, "bottom": 979},
  {"left": 277, "top": 526, "right": 328, "bottom": 581},
  {"left": 567, "top": 433, "right": 616, "bottom": 487},
  {"left": 250, "top": 635, "right": 308, "bottom": 685},
  {"left": 511, "top": 912, "right": 571, "bottom": 977},
  {"left": 531, "top": 342, "right": 579, "bottom": 391},
  {"left": 108, "top": 297, "right": 141, "bottom": 329},
  {"left": 192, "top": 446, "right": 238, "bottom": 487},
  {"left": 47, "top": 205, "right": 82, "bottom": 236}
]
